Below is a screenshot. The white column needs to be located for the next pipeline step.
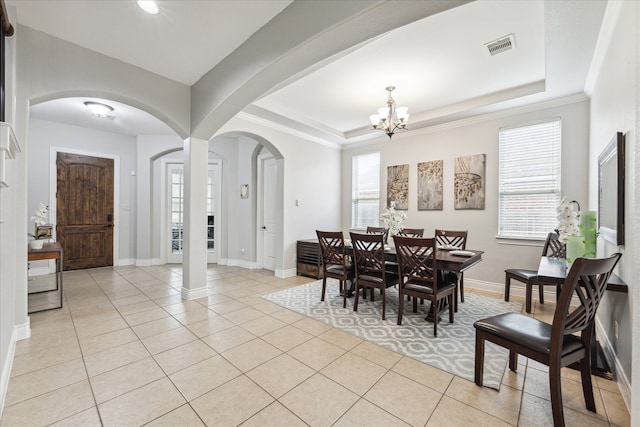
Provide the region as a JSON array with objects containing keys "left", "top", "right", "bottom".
[{"left": 182, "top": 137, "right": 209, "bottom": 299}]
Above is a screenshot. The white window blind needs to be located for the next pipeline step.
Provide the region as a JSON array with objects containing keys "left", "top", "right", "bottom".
[
  {"left": 498, "top": 120, "right": 561, "bottom": 239},
  {"left": 352, "top": 152, "right": 380, "bottom": 228}
]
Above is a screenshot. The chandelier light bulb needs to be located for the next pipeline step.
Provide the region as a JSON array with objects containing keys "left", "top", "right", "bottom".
[
  {"left": 137, "top": 1, "right": 160, "bottom": 15},
  {"left": 370, "top": 86, "right": 409, "bottom": 139}
]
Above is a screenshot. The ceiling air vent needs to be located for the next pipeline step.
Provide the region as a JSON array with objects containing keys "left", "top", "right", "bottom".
[{"left": 485, "top": 34, "right": 515, "bottom": 56}]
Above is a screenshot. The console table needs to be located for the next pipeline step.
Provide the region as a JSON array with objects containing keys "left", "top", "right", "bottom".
[{"left": 27, "top": 242, "right": 64, "bottom": 313}]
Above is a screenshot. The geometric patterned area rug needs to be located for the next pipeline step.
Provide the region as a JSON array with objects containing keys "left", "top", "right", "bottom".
[{"left": 263, "top": 279, "right": 523, "bottom": 389}]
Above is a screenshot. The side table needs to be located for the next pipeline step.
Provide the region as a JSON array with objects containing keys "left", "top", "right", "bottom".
[{"left": 27, "top": 242, "right": 64, "bottom": 313}]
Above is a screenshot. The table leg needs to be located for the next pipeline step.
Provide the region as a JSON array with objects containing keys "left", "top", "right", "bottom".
[{"left": 425, "top": 299, "right": 447, "bottom": 322}]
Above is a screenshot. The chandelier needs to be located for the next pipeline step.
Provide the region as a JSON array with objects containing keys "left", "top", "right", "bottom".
[{"left": 369, "top": 86, "right": 409, "bottom": 139}]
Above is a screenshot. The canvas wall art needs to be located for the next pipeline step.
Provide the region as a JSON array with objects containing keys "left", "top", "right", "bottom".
[
  {"left": 387, "top": 164, "right": 409, "bottom": 210},
  {"left": 454, "top": 154, "right": 485, "bottom": 209},
  {"left": 417, "top": 160, "right": 443, "bottom": 210}
]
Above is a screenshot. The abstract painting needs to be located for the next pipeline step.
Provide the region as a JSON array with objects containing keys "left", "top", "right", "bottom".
[
  {"left": 454, "top": 154, "right": 485, "bottom": 209},
  {"left": 387, "top": 164, "right": 409, "bottom": 210},
  {"left": 417, "top": 160, "right": 443, "bottom": 210}
]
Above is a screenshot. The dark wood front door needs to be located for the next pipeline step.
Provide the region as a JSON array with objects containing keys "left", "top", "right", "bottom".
[{"left": 56, "top": 153, "right": 114, "bottom": 270}]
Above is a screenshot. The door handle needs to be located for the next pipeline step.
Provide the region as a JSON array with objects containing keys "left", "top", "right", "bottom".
[
  {"left": 262, "top": 226, "right": 267, "bottom": 230},
  {"left": 105, "top": 224, "right": 114, "bottom": 229}
]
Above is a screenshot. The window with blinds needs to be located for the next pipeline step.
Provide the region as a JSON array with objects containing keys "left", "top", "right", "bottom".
[
  {"left": 498, "top": 120, "right": 561, "bottom": 239},
  {"left": 352, "top": 152, "right": 380, "bottom": 228}
]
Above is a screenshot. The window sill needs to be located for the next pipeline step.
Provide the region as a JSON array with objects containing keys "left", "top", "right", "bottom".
[{"left": 495, "top": 235, "right": 546, "bottom": 247}]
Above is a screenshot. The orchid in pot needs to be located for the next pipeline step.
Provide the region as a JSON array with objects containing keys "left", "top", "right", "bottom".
[
  {"left": 29, "top": 203, "right": 49, "bottom": 249},
  {"left": 555, "top": 197, "right": 583, "bottom": 267}
]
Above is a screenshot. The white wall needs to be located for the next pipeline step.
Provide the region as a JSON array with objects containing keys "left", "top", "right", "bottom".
[
  {"left": 343, "top": 97, "right": 590, "bottom": 287},
  {"left": 587, "top": 0, "right": 638, "bottom": 415},
  {"left": 215, "top": 116, "right": 343, "bottom": 274},
  {"left": 27, "top": 118, "right": 137, "bottom": 262},
  {"left": 137, "top": 135, "right": 183, "bottom": 264},
  {"left": 0, "top": 4, "right": 20, "bottom": 415}
]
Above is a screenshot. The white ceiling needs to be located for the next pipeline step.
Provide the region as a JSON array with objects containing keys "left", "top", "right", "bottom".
[{"left": 10, "top": 0, "right": 608, "bottom": 143}]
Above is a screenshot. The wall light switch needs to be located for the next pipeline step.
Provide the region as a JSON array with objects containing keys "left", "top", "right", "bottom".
[{"left": 295, "top": 199, "right": 300, "bottom": 206}]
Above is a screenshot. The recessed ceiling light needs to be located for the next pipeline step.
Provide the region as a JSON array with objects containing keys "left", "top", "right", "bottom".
[
  {"left": 84, "top": 101, "right": 115, "bottom": 119},
  {"left": 137, "top": 1, "right": 159, "bottom": 15}
]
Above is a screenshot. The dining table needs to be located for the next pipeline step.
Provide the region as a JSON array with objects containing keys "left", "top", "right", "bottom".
[{"left": 345, "top": 240, "right": 484, "bottom": 321}]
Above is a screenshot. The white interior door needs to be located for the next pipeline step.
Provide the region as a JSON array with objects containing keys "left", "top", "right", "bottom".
[
  {"left": 262, "top": 157, "right": 277, "bottom": 271},
  {"left": 167, "top": 162, "right": 219, "bottom": 264}
]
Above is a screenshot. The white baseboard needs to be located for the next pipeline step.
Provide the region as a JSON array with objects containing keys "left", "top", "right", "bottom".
[
  {"left": 1, "top": 321, "right": 30, "bottom": 419},
  {"left": 181, "top": 286, "right": 209, "bottom": 300},
  {"left": 467, "top": 278, "right": 566, "bottom": 304},
  {"left": 117, "top": 258, "right": 135, "bottom": 266},
  {"left": 277, "top": 268, "right": 297, "bottom": 279},
  {"left": 596, "top": 318, "right": 631, "bottom": 412},
  {"left": 134, "top": 258, "right": 162, "bottom": 267},
  {"left": 224, "top": 258, "right": 261, "bottom": 270}
]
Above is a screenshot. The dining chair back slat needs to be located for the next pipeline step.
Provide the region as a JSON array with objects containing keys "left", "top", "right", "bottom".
[
  {"left": 350, "top": 232, "right": 398, "bottom": 320},
  {"left": 366, "top": 226, "right": 389, "bottom": 244},
  {"left": 434, "top": 229, "right": 468, "bottom": 311},
  {"left": 505, "top": 232, "right": 566, "bottom": 313},
  {"left": 397, "top": 228, "right": 424, "bottom": 237},
  {"left": 393, "top": 235, "right": 456, "bottom": 336},
  {"left": 316, "top": 230, "right": 354, "bottom": 308}
]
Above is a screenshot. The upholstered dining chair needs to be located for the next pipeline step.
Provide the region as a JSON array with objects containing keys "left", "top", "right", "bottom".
[
  {"left": 397, "top": 228, "right": 424, "bottom": 237},
  {"left": 394, "top": 235, "right": 456, "bottom": 336},
  {"left": 366, "top": 226, "right": 389, "bottom": 244},
  {"left": 350, "top": 232, "right": 399, "bottom": 320},
  {"left": 504, "top": 232, "right": 566, "bottom": 313},
  {"left": 316, "top": 230, "right": 354, "bottom": 308},
  {"left": 434, "top": 229, "right": 468, "bottom": 311},
  {"left": 474, "top": 253, "right": 621, "bottom": 427}
]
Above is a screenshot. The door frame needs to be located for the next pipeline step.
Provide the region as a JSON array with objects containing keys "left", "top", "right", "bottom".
[
  {"left": 257, "top": 152, "right": 282, "bottom": 272},
  {"left": 49, "top": 146, "right": 120, "bottom": 270},
  {"left": 161, "top": 158, "right": 221, "bottom": 264}
]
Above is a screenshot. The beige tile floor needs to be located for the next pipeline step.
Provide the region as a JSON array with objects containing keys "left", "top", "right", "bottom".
[{"left": 2, "top": 265, "right": 630, "bottom": 427}]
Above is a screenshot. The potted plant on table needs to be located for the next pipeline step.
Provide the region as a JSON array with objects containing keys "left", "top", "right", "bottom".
[
  {"left": 28, "top": 203, "right": 49, "bottom": 250},
  {"left": 380, "top": 201, "right": 406, "bottom": 238}
]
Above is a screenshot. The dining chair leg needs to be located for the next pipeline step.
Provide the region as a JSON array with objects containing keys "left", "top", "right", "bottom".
[
  {"left": 474, "top": 332, "right": 484, "bottom": 385},
  {"left": 341, "top": 280, "right": 347, "bottom": 308},
  {"left": 432, "top": 301, "right": 438, "bottom": 337},
  {"left": 460, "top": 274, "right": 465, "bottom": 302},
  {"left": 353, "top": 284, "right": 360, "bottom": 312},
  {"left": 453, "top": 285, "right": 458, "bottom": 312},
  {"left": 448, "top": 294, "right": 454, "bottom": 324},
  {"left": 525, "top": 280, "right": 533, "bottom": 313},
  {"left": 580, "top": 357, "right": 596, "bottom": 412},
  {"left": 505, "top": 275, "right": 511, "bottom": 302},
  {"left": 539, "top": 284, "right": 545, "bottom": 304},
  {"left": 412, "top": 296, "right": 418, "bottom": 313},
  {"left": 549, "top": 361, "right": 565, "bottom": 427},
  {"left": 381, "top": 288, "right": 386, "bottom": 321},
  {"left": 508, "top": 350, "right": 518, "bottom": 371},
  {"left": 397, "top": 292, "right": 405, "bottom": 325},
  {"left": 321, "top": 277, "right": 327, "bottom": 302}
]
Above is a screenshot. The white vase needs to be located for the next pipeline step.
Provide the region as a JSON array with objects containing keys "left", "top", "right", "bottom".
[{"left": 29, "top": 239, "right": 44, "bottom": 250}]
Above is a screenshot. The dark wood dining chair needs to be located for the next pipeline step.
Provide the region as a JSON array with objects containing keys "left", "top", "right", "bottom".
[
  {"left": 316, "top": 230, "right": 354, "bottom": 308},
  {"left": 393, "top": 235, "right": 455, "bottom": 336},
  {"left": 434, "top": 229, "right": 467, "bottom": 311},
  {"left": 474, "top": 253, "right": 621, "bottom": 427},
  {"left": 350, "top": 232, "right": 399, "bottom": 320},
  {"left": 504, "top": 232, "right": 566, "bottom": 313},
  {"left": 397, "top": 228, "right": 424, "bottom": 237},
  {"left": 366, "top": 226, "right": 389, "bottom": 244}
]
